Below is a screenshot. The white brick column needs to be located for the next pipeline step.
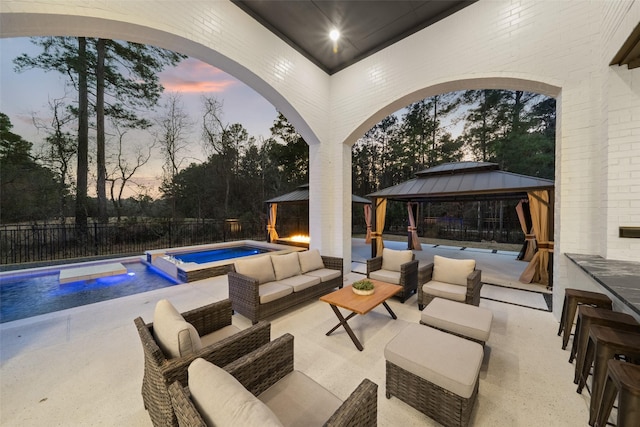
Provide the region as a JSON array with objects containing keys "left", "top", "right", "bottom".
[{"left": 308, "top": 140, "right": 352, "bottom": 272}]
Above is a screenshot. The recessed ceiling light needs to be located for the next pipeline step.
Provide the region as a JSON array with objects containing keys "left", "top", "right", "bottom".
[{"left": 329, "top": 29, "right": 340, "bottom": 41}]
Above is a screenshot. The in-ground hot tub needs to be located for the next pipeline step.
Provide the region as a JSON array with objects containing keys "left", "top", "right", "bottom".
[{"left": 145, "top": 240, "right": 304, "bottom": 282}]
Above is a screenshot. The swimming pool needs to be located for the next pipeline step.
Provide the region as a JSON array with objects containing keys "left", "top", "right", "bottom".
[
  {"left": 146, "top": 240, "right": 303, "bottom": 282},
  {"left": 0, "top": 259, "right": 180, "bottom": 323},
  {"left": 171, "top": 245, "right": 271, "bottom": 264}
]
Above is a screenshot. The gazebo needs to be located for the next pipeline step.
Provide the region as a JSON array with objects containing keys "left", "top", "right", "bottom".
[
  {"left": 265, "top": 184, "right": 371, "bottom": 247},
  {"left": 367, "top": 162, "right": 555, "bottom": 287}
]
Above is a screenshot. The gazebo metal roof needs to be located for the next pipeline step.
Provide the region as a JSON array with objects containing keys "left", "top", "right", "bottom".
[
  {"left": 266, "top": 184, "right": 371, "bottom": 204},
  {"left": 367, "top": 161, "right": 554, "bottom": 202}
]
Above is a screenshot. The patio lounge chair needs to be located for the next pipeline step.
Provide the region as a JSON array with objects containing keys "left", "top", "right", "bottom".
[
  {"left": 168, "top": 333, "right": 378, "bottom": 427},
  {"left": 134, "top": 298, "right": 271, "bottom": 427},
  {"left": 366, "top": 248, "right": 418, "bottom": 303},
  {"left": 418, "top": 255, "right": 482, "bottom": 310}
]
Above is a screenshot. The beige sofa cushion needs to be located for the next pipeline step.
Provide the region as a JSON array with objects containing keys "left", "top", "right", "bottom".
[
  {"left": 199, "top": 324, "right": 242, "bottom": 348},
  {"left": 369, "top": 269, "right": 401, "bottom": 285},
  {"left": 278, "top": 274, "right": 321, "bottom": 292},
  {"left": 422, "top": 281, "right": 467, "bottom": 302},
  {"left": 381, "top": 248, "right": 413, "bottom": 272},
  {"left": 259, "top": 282, "right": 294, "bottom": 304},
  {"left": 153, "top": 299, "right": 202, "bottom": 358},
  {"left": 432, "top": 255, "right": 475, "bottom": 286},
  {"left": 188, "top": 358, "right": 283, "bottom": 427},
  {"left": 258, "top": 370, "right": 341, "bottom": 427},
  {"left": 298, "top": 249, "right": 325, "bottom": 273},
  {"left": 235, "top": 256, "right": 276, "bottom": 284},
  {"left": 421, "top": 297, "right": 493, "bottom": 342},
  {"left": 305, "top": 268, "right": 341, "bottom": 282},
  {"left": 385, "top": 323, "right": 483, "bottom": 399},
  {"left": 271, "top": 252, "right": 301, "bottom": 281}
]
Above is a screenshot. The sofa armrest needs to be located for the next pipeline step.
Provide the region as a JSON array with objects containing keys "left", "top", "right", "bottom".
[
  {"left": 182, "top": 298, "right": 232, "bottom": 337},
  {"left": 159, "top": 321, "right": 272, "bottom": 388},
  {"left": 224, "top": 333, "right": 295, "bottom": 397},
  {"left": 321, "top": 255, "right": 343, "bottom": 272},
  {"left": 416, "top": 262, "right": 434, "bottom": 301},
  {"left": 324, "top": 378, "right": 378, "bottom": 427},
  {"left": 466, "top": 269, "right": 483, "bottom": 306},
  {"left": 366, "top": 256, "right": 383, "bottom": 276},
  {"left": 228, "top": 271, "right": 260, "bottom": 315}
]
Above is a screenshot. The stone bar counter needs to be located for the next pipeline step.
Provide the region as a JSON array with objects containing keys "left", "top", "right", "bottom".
[{"left": 565, "top": 253, "right": 640, "bottom": 318}]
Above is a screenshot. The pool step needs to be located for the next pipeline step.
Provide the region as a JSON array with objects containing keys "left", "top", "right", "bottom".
[{"left": 59, "top": 263, "right": 127, "bottom": 284}]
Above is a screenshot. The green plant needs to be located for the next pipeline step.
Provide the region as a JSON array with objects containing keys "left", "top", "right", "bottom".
[{"left": 352, "top": 279, "right": 374, "bottom": 291}]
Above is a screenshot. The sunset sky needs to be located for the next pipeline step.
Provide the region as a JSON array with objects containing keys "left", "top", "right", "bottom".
[{"left": 0, "top": 37, "right": 279, "bottom": 198}]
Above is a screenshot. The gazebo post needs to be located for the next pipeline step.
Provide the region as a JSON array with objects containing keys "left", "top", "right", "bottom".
[
  {"left": 371, "top": 197, "right": 378, "bottom": 258},
  {"left": 548, "top": 189, "right": 555, "bottom": 289}
]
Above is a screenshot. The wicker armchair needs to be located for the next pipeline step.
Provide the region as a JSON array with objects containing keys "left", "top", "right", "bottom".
[
  {"left": 134, "top": 299, "right": 271, "bottom": 426},
  {"left": 417, "top": 257, "right": 482, "bottom": 310},
  {"left": 366, "top": 249, "right": 418, "bottom": 303},
  {"left": 168, "top": 333, "right": 378, "bottom": 427}
]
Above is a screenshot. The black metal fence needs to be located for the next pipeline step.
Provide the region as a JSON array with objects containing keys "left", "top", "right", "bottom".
[{"left": 0, "top": 219, "right": 266, "bottom": 266}]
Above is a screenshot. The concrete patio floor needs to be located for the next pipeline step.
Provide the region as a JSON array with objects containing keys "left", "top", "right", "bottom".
[{"left": 0, "top": 239, "right": 591, "bottom": 426}]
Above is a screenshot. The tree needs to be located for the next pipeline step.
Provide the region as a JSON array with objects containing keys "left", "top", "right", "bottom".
[
  {"left": 14, "top": 36, "right": 186, "bottom": 225},
  {"left": 269, "top": 112, "right": 309, "bottom": 188},
  {"left": 157, "top": 93, "right": 193, "bottom": 219},
  {"left": 106, "top": 121, "right": 155, "bottom": 221},
  {"left": 0, "top": 113, "right": 64, "bottom": 223}
]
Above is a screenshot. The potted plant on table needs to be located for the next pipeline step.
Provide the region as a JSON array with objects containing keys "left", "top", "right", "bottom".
[{"left": 352, "top": 279, "right": 375, "bottom": 296}]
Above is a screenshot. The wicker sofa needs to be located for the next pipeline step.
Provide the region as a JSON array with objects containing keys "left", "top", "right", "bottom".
[
  {"left": 417, "top": 255, "right": 482, "bottom": 310},
  {"left": 228, "top": 249, "right": 344, "bottom": 324},
  {"left": 168, "top": 333, "right": 378, "bottom": 427},
  {"left": 134, "top": 299, "right": 271, "bottom": 426}
]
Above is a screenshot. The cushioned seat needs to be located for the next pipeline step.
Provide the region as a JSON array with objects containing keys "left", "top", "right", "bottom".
[
  {"left": 420, "top": 297, "right": 493, "bottom": 345},
  {"left": 278, "top": 274, "right": 321, "bottom": 292},
  {"left": 418, "top": 256, "right": 482, "bottom": 310},
  {"left": 385, "top": 323, "right": 483, "bottom": 426},
  {"left": 259, "top": 282, "right": 293, "bottom": 304},
  {"left": 258, "top": 371, "right": 342, "bottom": 427},
  {"left": 305, "top": 268, "right": 341, "bottom": 282}
]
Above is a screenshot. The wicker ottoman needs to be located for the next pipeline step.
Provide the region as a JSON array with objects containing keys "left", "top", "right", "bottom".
[
  {"left": 385, "top": 323, "right": 483, "bottom": 427},
  {"left": 420, "top": 297, "right": 493, "bottom": 346}
]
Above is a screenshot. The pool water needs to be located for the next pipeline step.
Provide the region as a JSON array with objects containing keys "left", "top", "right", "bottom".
[
  {"left": 171, "top": 245, "right": 271, "bottom": 264},
  {"left": 0, "top": 261, "right": 181, "bottom": 323}
]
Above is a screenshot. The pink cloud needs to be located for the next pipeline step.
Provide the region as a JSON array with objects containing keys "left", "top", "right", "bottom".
[{"left": 160, "top": 58, "right": 237, "bottom": 93}]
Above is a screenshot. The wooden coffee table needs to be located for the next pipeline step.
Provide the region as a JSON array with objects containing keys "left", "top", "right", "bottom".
[{"left": 320, "top": 279, "right": 402, "bottom": 351}]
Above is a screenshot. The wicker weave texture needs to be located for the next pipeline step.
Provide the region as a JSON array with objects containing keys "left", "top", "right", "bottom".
[
  {"left": 386, "top": 360, "right": 478, "bottom": 427},
  {"left": 417, "top": 265, "right": 483, "bottom": 310},
  {"left": 228, "top": 255, "right": 344, "bottom": 324},
  {"left": 134, "top": 299, "right": 271, "bottom": 426},
  {"left": 168, "top": 333, "right": 378, "bottom": 426},
  {"left": 366, "top": 256, "right": 418, "bottom": 303}
]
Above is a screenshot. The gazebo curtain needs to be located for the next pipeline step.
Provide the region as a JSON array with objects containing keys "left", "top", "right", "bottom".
[
  {"left": 373, "top": 198, "right": 387, "bottom": 255},
  {"left": 519, "top": 190, "right": 552, "bottom": 285},
  {"left": 407, "top": 202, "right": 422, "bottom": 251},
  {"left": 515, "top": 199, "right": 536, "bottom": 262},
  {"left": 364, "top": 204, "right": 372, "bottom": 244},
  {"left": 267, "top": 203, "right": 279, "bottom": 242}
]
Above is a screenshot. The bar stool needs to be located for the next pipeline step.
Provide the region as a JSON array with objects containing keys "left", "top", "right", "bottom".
[
  {"left": 570, "top": 306, "right": 639, "bottom": 384},
  {"left": 576, "top": 325, "right": 640, "bottom": 425},
  {"left": 558, "top": 288, "right": 612, "bottom": 350},
  {"left": 595, "top": 359, "right": 640, "bottom": 427}
]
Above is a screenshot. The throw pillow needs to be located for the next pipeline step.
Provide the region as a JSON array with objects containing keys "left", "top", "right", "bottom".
[
  {"left": 271, "top": 252, "right": 301, "bottom": 281},
  {"left": 188, "top": 358, "right": 283, "bottom": 427},
  {"left": 153, "top": 299, "right": 202, "bottom": 358},
  {"left": 298, "top": 249, "right": 325, "bottom": 273},
  {"left": 235, "top": 255, "right": 276, "bottom": 284},
  {"left": 432, "top": 255, "right": 476, "bottom": 286},
  {"left": 380, "top": 248, "right": 413, "bottom": 272}
]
